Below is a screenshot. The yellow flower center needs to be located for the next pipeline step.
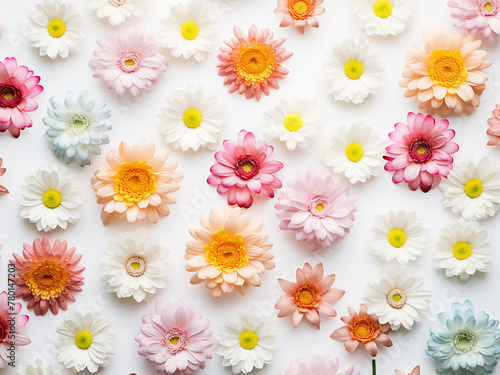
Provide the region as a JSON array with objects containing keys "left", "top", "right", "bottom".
[
  {"left": 453, "top": 242, "right": 472, "bottom": 260},
  {"left": 181, "top": 21, "right": 199, "bottom": 40},
  {"left": 388, "top": 229, "right": 407, "bottom": 248},
  {"left": 169, "top": 336, "right": 180, "bottom": 346},
  {"left": 75, "top": 331, "right": 92, "bottom": 350},
  {"left": 427, "top": 49, "right": 468, "bottom": 91},
  {"left": 345, "top": 143, "right": 364, "bottom": 162},
  {"left": 25, "top": 260, "right": 71, "bottom": 301},
  {"left": 204, "top": 230, "right": 249, "bottom": 273},
  {"left": 292, "top": 0, "right": 309, "bottom": 14},
  {"left": 47, "top": 19, "right": 66, "bottom": 38},
  {"left": 464, "top": 179, "right": 483, "bottom": 198},
  {"left": 315, "top": 203, "right": 324, "bottom": 212},
  {"left": 387, "top": 288, "right": 406, "bottom": 309},
  {"left": 294, "top": 285, "right": 317, "bottom": 311},
  {"left": 239, "top": 331, "right": 259, "bottom": 350},
  {"left": 125, "top": 59, "right": 136, "bottom": 66},
  {"left": 485, "top": 2, "right": 493, "bottom": 12},
  {"left": 242, "top": 163, "right": 253, "bottom": 172},
  {"left": 344, "top": 60, "right": 364, "bottom": 80},
  {"left": 3, "top": 92, "right": 14, "bottom": 100},
  {"left": 352, "top": 320, "right": 375, "bottom": 342},
  {"left": 113, "top": 161, "right": 157, "bottom": 207},
  {"left": 43, "top": 190, "right": 62, "bottom": 209},
  {"left": 373, "top": 0, "right": 393, "bottom": 18},
  {"left": 284, "top": 114, "right": 303, "bottom": 132},
  {"left": 235, "top": 44, "right": 277, "bottom": 86},
  {"left": 126, "top": 256, "right": 147, "bottom": 277},
  {"left": 183, "top": 108, "right": 203, "bottom": 128}
]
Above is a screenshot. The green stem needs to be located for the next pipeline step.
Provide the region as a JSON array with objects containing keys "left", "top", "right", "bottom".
[{"left": 372, "top": 359, "right": 376, "bottom": 375}]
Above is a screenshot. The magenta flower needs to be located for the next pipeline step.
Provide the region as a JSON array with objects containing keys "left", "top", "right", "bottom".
[
  {"left": 384, "top": 112, "right": 459, "bottom": 192},
  {"left": 207, "top": 129, "right": 283, "bottom": 208},
  {"left": 448, "top": 0, "right": 500, "bottom": 43},
  {"left": 0, "top": 57, "right": 43, "bottom": 138}
]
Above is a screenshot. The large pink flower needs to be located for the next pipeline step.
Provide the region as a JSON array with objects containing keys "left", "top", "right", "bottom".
[
  {"left": 487, "top": 104, "right": 500, "bottom": 145},
  {"left": 207, "top": 129, "right": 283, "bottom": 208},
  {"left": 384, "top": 112, "right": 459, "bottom": 192},
  {"left": 280, "top": 354, "right": 360, "bottom": 375},
  {"left": 135, "top": 299, "right": 212, "bottom": 375},
  {"left": 90, "top": 29, "right": 168, "bottom": 96},
  {"left": 448, "top": 0, "right": 500, "bottom": 43},
  {"left": 275, "top": 0, "right": 325, "bottom": 34},
  {"left": 0, "top": 158, "right": 7, "bottom": 193},
  {"left": 0, "top": 57, "right": 43, "bottom": 138},
  {"left": 217, "top": 25, "right": 292, "bottom": 101},
  {"left": 275, "top": 168, "right": 356, "bottom": 251}
]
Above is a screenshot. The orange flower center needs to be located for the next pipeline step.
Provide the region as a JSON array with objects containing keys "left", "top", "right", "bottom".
[
  {"left": 427, "top": 49, "right": 468, "bottom": 91},
  {"left": 113, "top": 161, "right": 157, "bottom": 207},
  {"left": 291, "top": 0, "right": 311, "bottom": 17},
  {"left": 294, "top": 285, "right": 318, "bottom": 311},
  {"left": 235, "top": 44, "right": 277, "bottom": 86},
  {"left": 351, "top": 319, "right": 376, "bottom": 343},
  {"left": 204, "top": 230, "right": 249, "bottom": 273},
  {"left": 25, "top": 260, "right": 70, "bottom": 300}
]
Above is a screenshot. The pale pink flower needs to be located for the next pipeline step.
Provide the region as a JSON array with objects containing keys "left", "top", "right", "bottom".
[
  {"left": 274, "top": 0, "right": 326, "bottom": 34},
  {"left": 280, "top": 354, "right": 360, "bottom": 375},
  {"left": 395, "top": 366, "right": 420, "bottom": 375},
  {"left": 487, "top": 104, "right": 500, "bottom": 145},
  {"left": 384, "top": 112, "right": 459, "bottom": 192},
  {"left": 207, "top": 129, "right": 283, "bottom": 208},
  {"left": 0, "top": 158, "right": 7, "bottom": 193},
  {"left": 448, "top": 0, "right": 500, "bottom": 43}
]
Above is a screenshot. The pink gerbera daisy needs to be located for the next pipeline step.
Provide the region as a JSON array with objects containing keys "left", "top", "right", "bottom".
[
  {"left": 207, "top": 129, "right": 283, "bottom": 208},
  {"left": 0, "top": 57, "right": 43, "bottom": 138},
  {"left": 487, "top": 104, "right": 500, "bottom": 145},
  {"left": 274, "top": 0, "right": 325, "bottom": 34},
  {"left": 395, "top": 366, "right": 420, "bottom": 375},
  {"left": 449, "top": 0, "right": 500, "bottom": 43},
  {"left": 90, "top": 29, "right": 168, "bottom": 96},
  {"left": 280, "top": 354, "right": 360, "bottom": 375},
  {"left": 217, "top": 25, "right": 292, "bottom": 101},
  {"left": 384, "top": 112, "right": 459, "bottom": 192},
  {"left": 11, "top": 236, "right": 85, "bottom": 316},
  {"left": 275, "top": 263, "right": 345, "bottom": 329},
  {"left": 0, "top": 158, "right": 8, "bottom": 193},
  {"left": 135, "top": 299, "right": 212, "bottom": 375},
  {"left": 275, "top": 167, "right": 356, "bottom": 251}
]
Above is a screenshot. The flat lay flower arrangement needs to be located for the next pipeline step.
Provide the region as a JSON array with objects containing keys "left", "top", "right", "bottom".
[{"left": 1, "top": 0, "right": 500, "bottom": 374}]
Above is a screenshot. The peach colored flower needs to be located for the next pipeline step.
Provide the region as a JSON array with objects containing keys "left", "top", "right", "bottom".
[
  {"left": 487, "top": 104, "right": 500, "bottom": 146},
  {"left": 274, "top": 0, "right": 325, "bottom": 34},
  {"left": 185, "top": 206, "right": 275, "bottom": 298},
  {"left": 395, "top": 366, "right": 420, "bottom": 375},
  {"left": 275, "top": 263, "right": 344, "bottom": 329},
  {"left": 0, "top": 158, "right": 7, "bottom": 193},
  {"left": 91, "top": 139, "right": 183, "bottom": 224},
  {"left": 330, "top": 303, "right": 393, "bottom": 357}
]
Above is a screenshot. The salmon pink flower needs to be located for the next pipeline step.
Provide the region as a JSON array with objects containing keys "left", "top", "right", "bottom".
[
  {"left": 274, "top": 0, "right": 326, "bottom": 34},
  {"left": 0, "top": 158, "right": 7, "bottom": 194},
  {"left": 449, "top": 0, "right": 500, "bottom": 43},
  {"left": 395, "top": 366, "right": 420, "bottom": 375},
  {"left": 487, "top": 104, "right": 500, "bottom": 146}
]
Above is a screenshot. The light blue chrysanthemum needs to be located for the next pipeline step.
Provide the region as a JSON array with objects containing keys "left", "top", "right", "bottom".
[
  {"left": 426, "top": 300, "right": 500, "bottom": 375},
  {"left": 43, "top": 91, "right": 112, "bottom": 167}
]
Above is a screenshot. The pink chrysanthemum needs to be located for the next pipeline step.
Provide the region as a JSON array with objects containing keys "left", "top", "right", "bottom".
[
  {"left": 0, "top": 291, "right": 30, "bottom": 368},
  {"left": 0, "top": 158, "right": 7, "bottom": 193},
  {"left": 280, "top": 354, "right": 360, "bottom": 375},
  {"left": 0, "top": 57, "right": 43, "bottom": 138},
  {"left": 487, "top": 104, "right": 500, "bottom": 145},
  {"left": 275, "top": 168, "right": 356, "bottom": 251},
  {"left": 217, "top": 25, "right": 292, "bottom": 101},
  {"left": 207, "top": 129, "right": 283, "bottom": 208},
  {"left": 274, "top": 0, "right": 325, "bottom": 34},
  {"left": 448, "top": 0, "right": 500, "bottom": 43},
  {"left": 90, "top": 29, "right": 168, "bottom": 96},
  {"left": 11, "top": 236, "right": 84, "bottom": 316},
  {"left": 135, "top": 299, "right": 212, "bottom": 375},
  {"left": 275, "top": 263, "right": 345, "bottom": 329},
  {"left": 384, "top": 112, "right": 459, "bottom": 192}
]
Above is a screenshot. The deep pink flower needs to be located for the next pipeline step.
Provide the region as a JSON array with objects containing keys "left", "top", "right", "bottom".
[
  {"left": 0, "top": 158, "right": 7, "bottom": 193},
  {"left": 384, "top": 112, "right": 459, "bottom": 192},
  {"left": 448, "top": 0, "right": 500, "bottom": 43},
  {"left": 487, "top": 104, "right": 500, "bottom": 145},
  {"left": 207, "top": 129, "right": 283, "bottom": 208},
  {"left": 0, "top": 57, "right": 43, "bottom": 138}
]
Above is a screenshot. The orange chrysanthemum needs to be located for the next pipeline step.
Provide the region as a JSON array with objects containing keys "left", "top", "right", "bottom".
[{"left": 274, "top": 0, "right": 325, "bottom": 34}]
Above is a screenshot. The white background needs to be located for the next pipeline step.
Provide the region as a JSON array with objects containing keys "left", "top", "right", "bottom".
[{"left": 1, "top": 0, "right": 500, "bottom": 374}]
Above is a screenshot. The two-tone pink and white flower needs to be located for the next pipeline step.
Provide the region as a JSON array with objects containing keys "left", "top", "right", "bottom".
[{"left": 448, "top": 0, "right": 500, "bottom": 43}]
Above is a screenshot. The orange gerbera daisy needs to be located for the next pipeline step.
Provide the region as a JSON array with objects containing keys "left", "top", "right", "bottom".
[
  {"left": 91, "top": 139, "right": 183, "bottom": 224},
  {"left": 275, "top": 0, "right": 325, "bottom": 34}
]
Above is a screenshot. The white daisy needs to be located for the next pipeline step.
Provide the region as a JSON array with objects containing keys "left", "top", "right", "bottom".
[
  {"left": 101, "top": 231, "right": 169, "bottom": 303},
  {"left": 323, "top": 37, "right": 384, "bottom": 104},
  {"left": 324, "top": 121, "right": 385, "bottom": 184},
  {"left": 16, "top": 358, "right": 63, "bottom": 375},
  {"left": 56, "top": 309, "right": 115, "bottom": 373},
  {"left": 159, "top": 84, "right": 228, "bottom": 151},
  {"left": 440, "top": 157, "right": 500, "bottom": 221},
  {"left": 26, "top": 0, "right": 85, "bottom": 59},
  {"left": 159, "top": 0, "right": 219, "bottom": 61},
  {"left": 353, "top": 0, "right": 413, "bottom": 37},
  {"left": 263, "top": 93, "right": 322, "bottom": 151},
  {"left": 214, "top": 312, "right": 277, "bottom": 374},
  {"left": 436, "top": 220, "right": 493, "bottom": 281},
  {"left": 43, "top": 90, "right": 113, "bottom": 167},
  {"left": 371, "top": 209, "right": 429, "bottom": 264},
  {"left": 19, "top": 167, "right": 83, "bottom": 232},
  {"left": 88, "top": 0, "right": 145, "bottom": 26},
  {"left": 364, "top": 267, "right": 431, "bottom": 330}
]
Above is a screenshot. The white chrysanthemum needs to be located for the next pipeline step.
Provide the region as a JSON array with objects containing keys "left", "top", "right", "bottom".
[
  {"left": 371, "top": 209, "right": 428, "bottom": 264},
  {"left": 101, "top": 231, "right": 169, "bottom": 302},
  {"left": 56, "top": 309, "right": 115, "bottom": 373},
  {"left": 159, "top": 85, "right": 228, "bottom": 151},
  {"left": 263, "top": 93, "right": 322, "bottom": 151},
  {"left": 88, "top": 0, "right": 145, "bottom": 26},
  {"left": 43, "top": 91, "right": 112, "bottom": 167},
  {"left": 364, "top": 267, "right": 431, "bottom": 330},
  {"left": 214, "top": 312, "right": 277, "bottom": 374},
  {"left": 159, "top": 0, "right": 219, "bottom": 61},
  {"left": 353, "top": 0, "right": 413, "bottom": 37},
  {"left": 324, "top": 122, "right": 385, "bottom": 184},
  {"left": 19, "top": 167, "right": 83, "bottom": 232},
  {"left": 16, "top": 358, "right": 63, "bottom": 375},
  {"left": 436, "top": 220, "right": 493, "bottom": 281},
  {"left": 26, "top": 0, "right": 85, "bottom": 59},
  {"left": 440, "top": 157, "right": 500, "bottom": 221},
  {"left": 323, "top": 38, "right": 384, "bottom": 104}
]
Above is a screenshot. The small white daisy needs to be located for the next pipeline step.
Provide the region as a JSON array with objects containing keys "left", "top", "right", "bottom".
[
  {"left": 159, "top": 0, "right": 219, "bottom": 61},
  {"left": 353, "top": 0, "right": 413, "bottom": 37},
  {"left": 56, "top": 309, "right": 115, "bottom": 373},
  {"left": 323, "top": 37, "right": 384, "bottom": 104},
  {"left": 16, "top": 358, "right": 63, "bottom": 375},
  {"left": 88, "top": 0, "right": 145, "bottom": 26},
  {"left": 364, "top": 267, "right": 431, "bottom": 331},
  {"left": 436, "top": 220, "right": 493, "bottom": 281},
  {"left": 440, "top": 157, "right": 500, "bottom": 221},
  {"left": 214, "top": 312, "right": 277, "bottom": 374},
  {"left": 324, "top": 121, "right": 385, "bottom": 184},
  {"left": 371, "top": 209, "right": 429, "bottom": 264},
  {"left": 101, "top": 231, "right": 169, "bottom": 303},
  {"left": 263, "top": 93, "right": 322, "bottom": 151},
  {"left": 159, "top": 84, "right": 228, "bottom": 151},
  {"left": 26, "top": 0, "right": 85, "bottom": 59},
  {"left": 19, "top": 167, "right": 83, "bottom": 232}
]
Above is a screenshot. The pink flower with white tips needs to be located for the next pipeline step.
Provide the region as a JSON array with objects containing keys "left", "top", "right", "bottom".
[
  {"left": 384, "top": 112, "right": 459, "bottom": 192},
  {"left": 448, "top": 0, "right": 500, "bottom": 43}
]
